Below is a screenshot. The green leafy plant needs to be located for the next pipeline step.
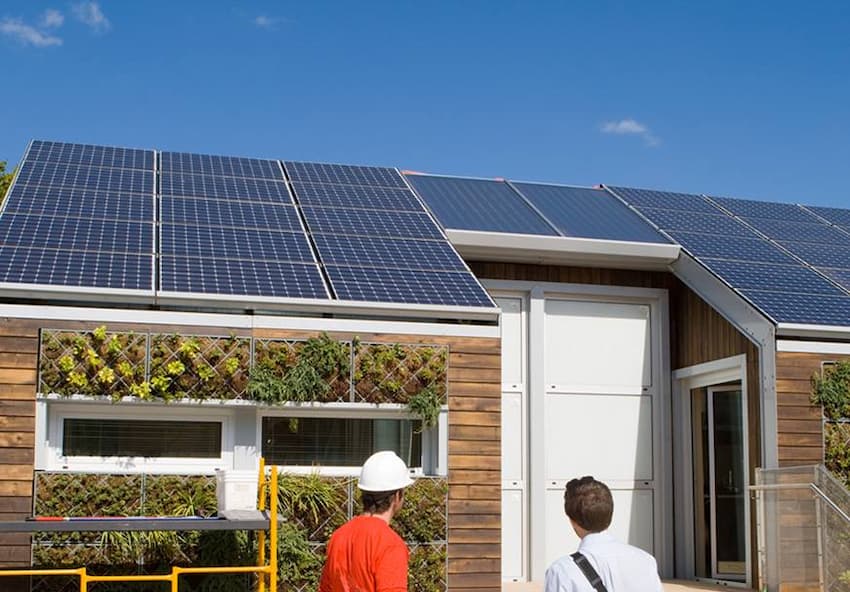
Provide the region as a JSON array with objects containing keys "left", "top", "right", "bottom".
[
  {"left": 407, "top": 386, "right": 442, "bottom": 430},
  {"left": 813, "top": 361, "right": 850, "bottom": 420}
]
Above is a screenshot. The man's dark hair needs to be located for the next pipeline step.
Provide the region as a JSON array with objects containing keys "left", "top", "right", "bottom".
[
  {"left": 361, "top": 489, "right": 401, "bottom": 514},
  {"left": 564, "top": 476, "right": 613, "bottom": 532}
]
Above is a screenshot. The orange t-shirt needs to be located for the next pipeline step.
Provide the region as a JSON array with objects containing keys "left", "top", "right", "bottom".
[{"left": 318, "top": 515, "right": 409, "bottom": 592}]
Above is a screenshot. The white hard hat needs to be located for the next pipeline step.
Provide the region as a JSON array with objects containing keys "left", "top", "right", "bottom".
[{"left": 358, "top": 451, "right": 415, "bottom": 492}]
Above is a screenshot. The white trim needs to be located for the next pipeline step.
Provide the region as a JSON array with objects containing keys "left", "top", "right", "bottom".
[
  {"left": 777, "top": 339, "right": 850, "bottom": 353},
  {"left": 777, "top": 323, "right": 850, "bottom": 339},
  {"left": 446, "top": 229, "right": 680, "bottom": 270},
  {"left": 43, "top": 401, "right": 234, "bottom": 474},
  {"left": 0, "top": 303, "right": 499, "bottom": 339}
]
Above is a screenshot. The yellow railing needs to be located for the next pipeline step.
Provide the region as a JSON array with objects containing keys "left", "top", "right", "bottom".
[{"left": 0, "top": 465, "right": 280, "bottom": 592}]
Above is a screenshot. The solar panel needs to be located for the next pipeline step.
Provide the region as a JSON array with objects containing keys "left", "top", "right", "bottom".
[
  {"left": 284, "top": 161, "right": 407, "bottom": 188},
  {"left": 161, "top": 196, "right": 303, "bottom": 232},
  {"left": 0, "top": 213, "right": 152, "bottom": 254},
  {"left": 301, "top": 206, "right": 444, "bottom": 240},
  {"left": 160, "top": 172, "right": 292, "bottom": 203},
  {"left": 161, "top": 152, "right": 282, "bottom": 180},
  {"left": 312, "top": 234, "right": 467, "bottom": 271},
  {"left": 701, "top": 259, "right": 844, "bottom": 295},
  {"left": 161, "top": 225, "right": 315, "bottom": 263},
  {"left": 740, "top": 290, "right": 850, "bottom": 326},
  {"left": 27, "top": 140, "right": 153, "bottom": 170},
  {"left": 803, "top": 205, "right": 850, "bottom": 228},
  {"left": 161, "top": 256, "right": 327, "bottom": 299},
  {"left": 738, "top": 217, "right": 849, "bottom": 244},
  {"left": 292, "top": 181, "right": 423, "bottom": 211},
  {"left": 710, "top": 196, "right": 815, "bottom": 222},
  {"left": 633, "top": 207, "right": 754, "bottom": 237},
  {"left": 326, "top": 265, "right": 494, "bottom": 307},
  {"left": 666, "top": 231, "right": 795, "bottom": 264},
  {"left": 511, "top": 183, "right": 668, "bottom": 243},
  {"left": 16, "top": 160, "right": 153, "bottom": 195},
  {"left": 606, "top": 186, "right": 718, "bottom": 213},
  {"left": 4, "top": 185, "right": 152, "bottom": 222},
  {"left": 404, "top": 174, "right": 558, "bottom": 236},
  {"left": 0, "top": 247, "right": 152, "bottom": 290},
  {"left": 777, "top": 241, "right": 850, "bottom": 269}
]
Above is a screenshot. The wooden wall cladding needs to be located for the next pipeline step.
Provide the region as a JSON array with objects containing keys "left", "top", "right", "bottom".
[{"left": 775, "top": 352, "right": 832, "bottom": 466}]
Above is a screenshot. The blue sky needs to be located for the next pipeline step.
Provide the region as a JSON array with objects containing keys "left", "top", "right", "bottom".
[{"left": 3, "top": 1, "right": 850, "bottom": 206}]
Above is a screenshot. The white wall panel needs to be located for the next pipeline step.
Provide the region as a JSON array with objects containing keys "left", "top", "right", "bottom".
[
  {"left": 502, "top": 489, "right": 525, "bottom": 580},
  {"left": 499, "top": 297, "right": 523, "bottom": 387},
  {"left": 502, "top": 392, "right": 523, "bottom": 481},
  {"left": 544, "top": 300, "right": 651, "bottom": 392}
]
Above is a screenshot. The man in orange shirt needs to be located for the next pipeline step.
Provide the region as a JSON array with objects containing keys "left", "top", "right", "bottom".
[{"left": 319, "top": 451, "right": 414, "bottom": 592}]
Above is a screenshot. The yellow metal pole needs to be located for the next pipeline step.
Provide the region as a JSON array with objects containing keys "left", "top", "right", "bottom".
[
  {"left": 80, "top": 567, "right": 87, "bottom": 592},
  {"left": 172, "top": 566, "right": 181, "bottom": 592},
  {"left": 258, "top": 457, "right": 267, "bottom": 592},
  {"left": 270, "top": 464, "right": 278, "bottom": 592}
]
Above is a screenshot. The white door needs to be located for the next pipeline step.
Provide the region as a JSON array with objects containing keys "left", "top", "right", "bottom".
[
  {"left": 542, "top": 298, "right": 658, "bottom": 567},
  {"left": 498, "top": 296, "right": 527, "bottom": 581}
]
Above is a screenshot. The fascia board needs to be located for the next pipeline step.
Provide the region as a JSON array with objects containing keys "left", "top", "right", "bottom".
[
  {"left": 445, "top": 229, "right": 680, "bottom": 270},
  {"left": 776, "top": 323, "right": 850, "bottom": 339}
]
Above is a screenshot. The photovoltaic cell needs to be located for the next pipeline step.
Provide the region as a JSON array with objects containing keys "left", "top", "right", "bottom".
[
  {"left": 0, "top": 213, "right": 152, "bottom": 254},
  {"left": 161, "top": 196, "right": 303, "bottom": 232},
  {"left": 161, "top": 224, "right": 315, "bottom": 263},
  {"left": 0, "top": 247, "right": 152, "bottom": 290},
  {"left": 804, "top": 205, "right": 850, "bottom": 228},
  {"left": 606, "top": 186, "right": 718, "bottom": 213},
  {"left": 291, "top": 181, "right": 423, "bottom": 211},
  {"left": 819, "top": 269, "right": 850, "bottom": 292},
  {"left": 511, "top": 183, "right": 668, "bottom": 243},
  {"left": 27, "top": 140, "right": 153, "bottom": 171},
  {"left": 778, "top": 241, "right": 850, "bottom": 269},
  {"left": 634, "top": 207, "right": 754, "bottom": 237},
  {"left": 312, "top": 234, "right": 467, "bottom": 271},
  {"left": 161, "top": 256, "right": 327, "bottom": 299},
  {"left": 4, "top": 185, "right": 152, "bottom": 222},
  {"left": 16, "top": 160, "right": 153, "bottom": 195},
  {"left": 326, "top": 265, "right": 494, "bottom": 307},
  {"left": 284, "top": 161, "right": 407, "bottom": 189},
  {"left": 301, "top": 206, "right": 443, "bottom": 240},
  {"left": 404, "top": 174, "right": 557, "bottom": 235},
  {"left": 739, "top": 217, "right": 849, "bottom": 244},
  {"left": 160, "top": 172, "right": 292, "bottom": 203},
  {"left": 700, "top": 259, "right": 844, "bottom": 295},
  {"left": 710, "top": 196, "right": 815, "bottom": 222},
  {"left": 740, "top": 290, "right": 850, "bottom": 326},
  {"left": 665, "top": 231, "right": 794, "bottom": 264},
  {"left": 160, "top": 152, "right": 282, "bottom": 180}
]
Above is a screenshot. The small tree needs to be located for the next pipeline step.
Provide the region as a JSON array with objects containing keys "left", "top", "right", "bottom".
[{"left": 0, "top": 161, "right": 15, "bottom": 203}]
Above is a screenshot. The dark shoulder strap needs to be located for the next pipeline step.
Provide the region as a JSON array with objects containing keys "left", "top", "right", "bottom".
[{"left": 570, "top": 552, "right": 608, "bottom": 592}]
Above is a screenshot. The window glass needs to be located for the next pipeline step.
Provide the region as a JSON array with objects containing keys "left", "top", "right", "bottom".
[
  {"left": 261, "top": 416, "right": 421, "bottom": 467},
  {"left": 62, "top": 418, "right": 222, "bottom": 458}
]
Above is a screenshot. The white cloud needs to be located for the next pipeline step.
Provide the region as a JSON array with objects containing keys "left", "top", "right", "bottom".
[
  {"left": 254, "top": 15, "right": 278, "bottom": 29},
  {"left": 73, "top": 1, "right": 110, "bottom": 32},
  {"left": 41, "top": 9, "right": 64, "bottom": 28},
  {"left": 601, "top": 118, "right": 660, "bottom": 147},
  {"left": 0, "top": 17, "right": 62, "bottom": 47}
]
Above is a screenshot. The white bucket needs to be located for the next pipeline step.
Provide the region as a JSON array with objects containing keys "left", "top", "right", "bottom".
[{"left": 215, "top": 470, "right": 259, "bottom": 512}]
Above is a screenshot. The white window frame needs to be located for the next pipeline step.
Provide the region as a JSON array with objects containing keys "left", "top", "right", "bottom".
[
  {"left": 44, "top": 401, "right": 234, "bottom": 474},
  {"left": 256, "top": 402, "right": 446, "bottom": 477}
]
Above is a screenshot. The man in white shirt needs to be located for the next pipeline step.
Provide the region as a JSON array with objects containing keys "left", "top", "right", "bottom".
[{"left": 544, "top": 476, "right": 663, "bottom": 592}]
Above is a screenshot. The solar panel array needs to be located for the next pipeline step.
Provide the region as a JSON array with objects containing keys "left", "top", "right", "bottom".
[
  {"left": 608, "top": 186, "right": 850, "bottom": 325},
  {"left": 159, "top": 152, "right": 327, "bottom": 299},
  {"left": 287, "top": 163, "right": 492, "bottom": 307},
  {"left": 0, "top": 140, "right": 154, "bottom": 290}
]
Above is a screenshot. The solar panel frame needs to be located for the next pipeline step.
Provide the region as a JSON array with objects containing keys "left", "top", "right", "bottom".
[
  {"left": 312, "top": 233, "right": 467, "bottom": 272},
  {"left": 405, "top": 174, "right": 559, "bottom": 236},
  {"left": 27, "top": 140, "right": 154, "bottom": 171},
  {"left": 284, "top": 161, "right": 408, "bottom": 188}
]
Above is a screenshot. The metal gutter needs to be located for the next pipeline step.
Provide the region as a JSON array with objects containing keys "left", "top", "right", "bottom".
[{"left": 445, "top": 229, "right": 680, "bottom": 270}]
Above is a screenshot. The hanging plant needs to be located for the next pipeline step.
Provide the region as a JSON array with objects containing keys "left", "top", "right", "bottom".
[
  {"left": 812, "top": 361, "right": 850, "bottom": 421},
  {"left": 406, "top": 385, "right": 443, "bottom": 430}
]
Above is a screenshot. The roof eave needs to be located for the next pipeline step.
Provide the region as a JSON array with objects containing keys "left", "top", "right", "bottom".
[
  {"left": 445, "top": 229, "right": 681, "bottom": 271},
  {"left": 776, "top": 323, "right": 850, "bottom": 339}
]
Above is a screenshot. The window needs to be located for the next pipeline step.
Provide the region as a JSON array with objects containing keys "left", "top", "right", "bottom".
[
  {"left": 63, "top": 418, "right": 222, "bottom": 458},
  {"left": 261, "top": 416, "right": 422, "bottom": 468}
]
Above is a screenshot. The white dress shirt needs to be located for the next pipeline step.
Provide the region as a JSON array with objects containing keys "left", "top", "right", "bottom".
[{"left": 544, "top": 532, "right": 663, "bottom": 592}]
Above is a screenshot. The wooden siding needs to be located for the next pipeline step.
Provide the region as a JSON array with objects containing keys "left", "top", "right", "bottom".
[
  {"left": 775, "top": 352, "right": 832, "bottom": 465},
  {"left": 0, "top": 319, "right": 502, "bottom": 592}
]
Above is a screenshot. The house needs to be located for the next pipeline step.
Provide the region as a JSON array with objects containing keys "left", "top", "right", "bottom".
[{"left": 0, "top": 139, "right": 844, "bottom": 591}]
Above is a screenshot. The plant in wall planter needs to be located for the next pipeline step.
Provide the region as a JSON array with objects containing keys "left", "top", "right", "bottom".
[
  {"left": 812, "top": 360, "right": 850, "bottom": 487},
  {"left": 39, "top": 327, "right": 147, "bottom": 401}
]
